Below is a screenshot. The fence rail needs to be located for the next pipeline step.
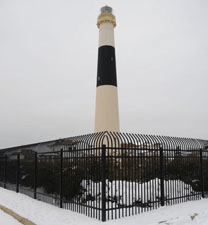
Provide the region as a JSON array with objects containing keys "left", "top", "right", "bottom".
[{"left": 0, "top": 132, "right": 208, "bottom": 221}]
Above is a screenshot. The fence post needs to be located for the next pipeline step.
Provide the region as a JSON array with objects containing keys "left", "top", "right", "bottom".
[
  {"left": 34, "top": 152, "right": 37, "bottom": 199},
  {"left": 160, "top": 147, "right": 164, "bottom": 206},
  {"left": 16, "top": 153, "right": 20, "bottom": 193},
  {"left": 4, "top": 155, "right": 7, "bottom": 189},
  {"left": 101, "top": 144, "right": 106, "bottom": 222},
  {"left": 200, "top": 148, "right": 204, "bottom": 198},
  {"left": 60, "top": 149, "right": 63, "bottom": 208}
]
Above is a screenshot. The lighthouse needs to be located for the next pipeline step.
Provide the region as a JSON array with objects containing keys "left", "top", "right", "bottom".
[{"left": 94, "top": 6, "right": 120, "bottom": 133}]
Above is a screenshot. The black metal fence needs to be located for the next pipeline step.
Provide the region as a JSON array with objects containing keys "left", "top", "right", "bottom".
[{"left": 0, "top": 132, "right": 208, "bottom": 221}]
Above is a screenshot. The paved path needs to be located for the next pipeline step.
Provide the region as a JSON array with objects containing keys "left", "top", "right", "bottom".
[
  {"left": 0, "top": 204, "right": 36, "bottom": 225},
  {"left": 0, "top": 210, "right": 21, "bottom": 225}
]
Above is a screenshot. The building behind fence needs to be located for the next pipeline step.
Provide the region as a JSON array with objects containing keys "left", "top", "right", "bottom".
[{"left": 0, "top": 132, "right": 208, "bottom": 221}]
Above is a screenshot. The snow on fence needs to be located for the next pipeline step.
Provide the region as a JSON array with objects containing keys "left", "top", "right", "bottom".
[{"left": 0, "top": 132, "right": 208, "bottom": 221}]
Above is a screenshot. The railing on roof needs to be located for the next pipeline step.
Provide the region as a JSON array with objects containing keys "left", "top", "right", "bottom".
[
  {"left": 58, "top": 131, "right": 208, "bottom": 151},
  {"left": 1, "top": 132, "right": 207, "bottom": 154}
]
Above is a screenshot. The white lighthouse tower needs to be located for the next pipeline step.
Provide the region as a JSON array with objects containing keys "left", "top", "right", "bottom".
[{"left": 94, "top": 6, "right": 120, "bottom": 133}]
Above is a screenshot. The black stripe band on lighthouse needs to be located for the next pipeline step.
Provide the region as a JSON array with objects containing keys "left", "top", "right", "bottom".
[{"left": 95, "top": 6, "right": 120, "bottom": 133}]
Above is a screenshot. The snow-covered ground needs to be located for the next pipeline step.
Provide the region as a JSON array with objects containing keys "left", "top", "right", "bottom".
[
  {"left": 0, "top": 187, "right": 208, "bottom": 225},
  {"left": 0, "top": 210, "right": 21, "bottom": 225},
  {"left": 81, "top": 178, "right": 197, "bottom": 207}
]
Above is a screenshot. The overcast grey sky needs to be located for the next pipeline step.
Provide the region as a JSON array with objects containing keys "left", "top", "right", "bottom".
[{"left": 0, "top": 0, "right": 208, "bottom": 148}]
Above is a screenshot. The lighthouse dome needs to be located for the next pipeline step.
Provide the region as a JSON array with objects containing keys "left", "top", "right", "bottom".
[{"left": 100, "top": 6, "right": 113, "bottom": 14}]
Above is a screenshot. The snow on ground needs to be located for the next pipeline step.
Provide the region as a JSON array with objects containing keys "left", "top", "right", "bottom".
[
  {"left": 0, "top": 210, "right": 21, "bottom": 225},
  {"left": 81, "top": 178, "right": 196, "bottom": 208},
  {"left": 0, "top": 187, "right": 208, "bottom": 225}
]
